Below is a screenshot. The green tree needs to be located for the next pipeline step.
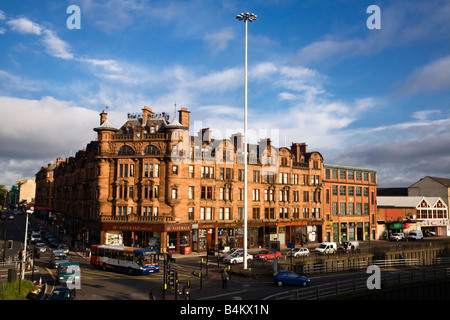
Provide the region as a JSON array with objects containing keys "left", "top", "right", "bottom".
[{"left": 0, "top": 185, "right": 7, "bottom": 206}]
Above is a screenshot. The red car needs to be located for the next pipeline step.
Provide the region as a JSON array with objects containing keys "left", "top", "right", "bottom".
[{"left": 255, "top": 250, "right": 281, "bottom": 260}]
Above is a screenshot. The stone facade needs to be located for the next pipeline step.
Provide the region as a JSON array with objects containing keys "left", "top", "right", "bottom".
[{"left": 45, "top": 106, "right": 378, "bottom": 253}]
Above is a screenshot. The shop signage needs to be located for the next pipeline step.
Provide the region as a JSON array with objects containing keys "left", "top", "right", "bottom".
[
  {"left": 166, "top": 224, "right": 191, "bottom": 232},
  {"left": 388, "top": 222, "right": 403, "bottom": 230},
  {"left": 103, "top": 224, "right": 164, "bottom": 232}
]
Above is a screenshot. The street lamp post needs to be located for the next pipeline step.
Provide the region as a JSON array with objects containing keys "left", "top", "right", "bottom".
[{"left": 236, "top": 12, "right": 257, "bottom": 270}]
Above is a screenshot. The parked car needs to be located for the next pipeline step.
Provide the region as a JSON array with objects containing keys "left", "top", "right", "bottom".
[
  {"left": 390, "top": 233, "right": 405, "bottom": 241},
  {"left": 224, "top": 253, "right": 253, "bottom": 264},
  {"left": 273, "top": 271, "right": 310, "bottom": 287},
  {"left": 314, "top": 242, "right": 337, "bottom": 254},
  {"left": 407, "top": 230, "right": 424, "bottom": 240},
  {"left": 424, "top": 230, "right": 436, "bottom": 237},
  {"left": 255, "top": 249, "right": 282, "bottom": 260},
  {"left": 48, "top": 286, "right": 76, "bottom": 300},
  {"left": 338, "top": 241, "right": 360, "bottom": 250},
  {"left": 287, "top": 247, "right": 310, "bottom": 258}
]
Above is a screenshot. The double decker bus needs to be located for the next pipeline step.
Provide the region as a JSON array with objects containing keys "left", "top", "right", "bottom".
[{"left": 90, "top": 245, "right": 159, "bottom": 275}]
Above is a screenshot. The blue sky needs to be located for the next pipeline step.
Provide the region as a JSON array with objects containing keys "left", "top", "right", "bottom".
[{"left": 0, "top": 0, "right": 450, "bottom": 188}]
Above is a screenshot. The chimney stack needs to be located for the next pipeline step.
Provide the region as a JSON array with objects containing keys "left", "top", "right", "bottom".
[
  {"left": 178, "top": 107, "right": 190, "bottom": 130},
  {"left": 142, "top": 106, "right": 153, "bottom": 126},
  {"left": 99, "top": 110, "right": 107, "bottom": 125}
]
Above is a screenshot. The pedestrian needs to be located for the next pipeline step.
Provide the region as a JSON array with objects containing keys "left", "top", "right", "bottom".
[{"left": 221, "top": 268, "right": 230, "bottom": 289}]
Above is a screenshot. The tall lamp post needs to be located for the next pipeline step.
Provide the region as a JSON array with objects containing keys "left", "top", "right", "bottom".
[{"left": 236, "top": 12, "right": 257, "bottom": 270}]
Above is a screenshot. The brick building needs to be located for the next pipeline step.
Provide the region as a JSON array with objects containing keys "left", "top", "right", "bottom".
[
  {"left": 35, "top": 158, "right": 64, "bottom": 220},
  {"left": 50, "top": 106, "right": 328, "bottom": 253},
  {"left": 322, "top": 164, "right": 378, "bottom": 243}
]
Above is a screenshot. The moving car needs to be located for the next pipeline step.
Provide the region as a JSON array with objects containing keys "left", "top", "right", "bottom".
[
  {"left": 48, "top": 286, "right": 76, "bottom": 300},
  {"left": 57, "top": 243, "right": 69, "bottom": 254},
  {"left": 287, "top": 247, "right": 310, "bottom": 258},
  {"left": 35, "top": 242, "right": 47, "bottom": 253},
  {"left": 273, "top": 271, "right": 310, "bottom": 287},
  {"left": 221, "top": 248, "right": 243, "bottom": 260},
  {"left": 255, "top": 250, "right": 281, "bottom": 260},
  {"left": 50, "top": 250, "right": 69, "bottom": 268},
  {"left": 57, "top": 261, "right": 80, "bottom": 287},
  {"left": 31, "top": 232, "right": 42, "bottom": 243},
  {"left": 224, "top": 253, "right": 253, "bottom": 264}
]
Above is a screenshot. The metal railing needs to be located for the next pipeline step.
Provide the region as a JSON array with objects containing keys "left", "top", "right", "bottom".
[{"left": 264, "top": 265, "right": 450, "bottom": 300}]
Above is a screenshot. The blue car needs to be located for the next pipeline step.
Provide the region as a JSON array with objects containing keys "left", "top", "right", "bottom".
[
  {"left": 273, "top": 271, "right": 310, "bottom": 287},
  {"left": 48, "top": 286, "right": 76, "bottom": 300}
]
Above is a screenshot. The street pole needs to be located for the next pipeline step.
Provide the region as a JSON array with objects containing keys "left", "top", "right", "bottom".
[
  {"left": 22, "top": 212, "right": 29, "bottom": 279},
  {"left": 236, "top": 12, "right": 257, "bottom": 270}
]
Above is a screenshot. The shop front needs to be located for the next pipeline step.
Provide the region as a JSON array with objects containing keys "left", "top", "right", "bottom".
[
  {"left": 217, "top": 222, "right": 244, "bottom": 250},
  {"left": 100, "top": 223, "right": 165, "bottom": 251},
  {"left": 166, "top": 224, "right": 192, "bottom": 253},
  {"left": 193, "top": 223, "right": 216, "bottom": 252}
]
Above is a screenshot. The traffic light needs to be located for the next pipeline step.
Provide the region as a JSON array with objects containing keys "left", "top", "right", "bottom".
[
  {"left": 168, "top": 268, "right": 176, "bottom": 287},
  {"left": 7, "top": 240, "right": 12, "bottom": 250}
]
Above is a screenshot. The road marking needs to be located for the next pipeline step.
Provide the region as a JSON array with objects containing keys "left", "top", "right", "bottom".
[{"left": 196, "top": 289, "right": 248, "bottom": 300}]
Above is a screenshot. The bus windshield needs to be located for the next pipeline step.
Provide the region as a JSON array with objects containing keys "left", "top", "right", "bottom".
[{"left": 141, "top": 252, "right": 157, "bottom": 266}]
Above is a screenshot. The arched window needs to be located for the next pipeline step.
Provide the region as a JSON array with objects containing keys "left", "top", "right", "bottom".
[
  {"left": 118, "top": 145, "right": 135, "bottom": 156},
  {"left": 143, "top": 145, "right": 161, "bottom": 155}
]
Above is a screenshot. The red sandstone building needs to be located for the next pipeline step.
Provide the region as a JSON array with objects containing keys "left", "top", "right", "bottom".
[{"left": 48, "top": 106, "right": 333, "bottom": 253}]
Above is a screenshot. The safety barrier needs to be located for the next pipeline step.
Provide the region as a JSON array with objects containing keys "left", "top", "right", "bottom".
[{"left": 263, "top": 266, "right": 450, "bottom": 300}]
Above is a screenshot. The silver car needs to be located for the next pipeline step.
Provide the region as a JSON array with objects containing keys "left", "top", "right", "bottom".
[
  {"left": 287, "top": 247, "right": 310, "bottom": 258},
  {"left": 51, "top": 250, "right": 69, "bottom": 268},
  {"left": 35, "top": 242, "right": 47, "bottom": 253}
]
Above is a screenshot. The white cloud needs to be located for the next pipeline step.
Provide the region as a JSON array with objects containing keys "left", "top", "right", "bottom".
[
  {"left": 412, "top": 110, "right": 442, "bottom": 121},
  {"left": 77, "top": 57, "right": 123, "bottom": 73},
  {"left": 42, "top": 30, "right": 74, "bottom": 60},
  {"left": 0, "top": 96, "right": 103, "bottom": 186},
  {"left": 398, "top": 55, "right": 450, "bottom": 95},
  {"left": 204, "top": 28, "right": 235, "bottom": 54},
  {"left": 7, "top": 17, "right": 42, "bottom": 35},
  {"left": 6, "top": 16, "right": 125, "bottom": 79},
  {"left": 0, "top": 96, "right": 98, "bottom": 157},
  {"left": 296, "top": 1, "right": 450, "bottom": 65}
]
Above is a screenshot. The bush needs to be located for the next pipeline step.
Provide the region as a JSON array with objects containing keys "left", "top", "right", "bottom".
[{"left": 0, "top": 280, "right": 38, "bottom": 300}]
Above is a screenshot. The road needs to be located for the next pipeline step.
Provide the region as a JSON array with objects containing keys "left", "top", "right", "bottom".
[{"left": 2, "top": 214, "right": 449, "bottom": 301}]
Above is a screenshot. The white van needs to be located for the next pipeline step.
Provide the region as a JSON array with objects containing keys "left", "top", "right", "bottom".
[
  {"left": 407, "top": 230, "right": 423, "bottom": 240},
  {"left": 314, "top": 242, "right": 337, "bottom": 254},
  {"left": 338, "top": 241, "right": 360, "bottom": 251}
]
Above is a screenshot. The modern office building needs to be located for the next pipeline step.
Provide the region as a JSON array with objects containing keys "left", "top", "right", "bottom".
[{"left": 322, "top": 164, "right": 378, "bottom": 243}]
